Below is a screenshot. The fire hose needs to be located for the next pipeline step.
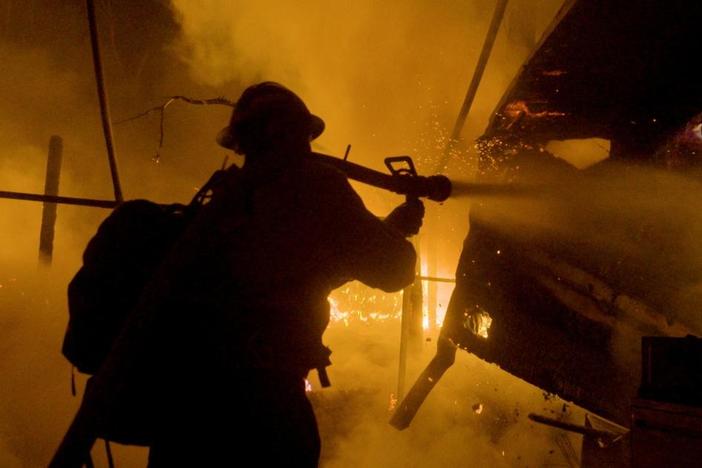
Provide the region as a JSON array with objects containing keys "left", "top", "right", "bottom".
[{"left": 0, "top": 152, "right": 452, "bottom": 210}]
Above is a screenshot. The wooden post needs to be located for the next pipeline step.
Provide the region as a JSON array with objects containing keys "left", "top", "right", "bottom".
[
  {"left": 39, "top": 136, "right": 63, "bottom": 265},
  {"left": 427, "top": 239, "right": 438, "bottom": 335},
  {"left": 397, "top": 236, "right": 424, "bottom": 399},
  {"left": 435, "top": 0, "right": 509, "bottom": 173},
  {"left": 408, "top": 236, "right": 424, "bottom": 354},
  {"left": 397, "top": 281, "right": 411, "bottom": 400}
]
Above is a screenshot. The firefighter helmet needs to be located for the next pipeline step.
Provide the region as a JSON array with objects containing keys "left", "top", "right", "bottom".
[{"left": 216, "top": 82, "right": 324, "bottom": 153}]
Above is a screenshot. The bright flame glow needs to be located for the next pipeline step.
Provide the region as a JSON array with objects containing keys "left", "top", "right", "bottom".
[
  {"left": 328, "top": 284, "right": 402, "bottom": 327},
  {"left": 328, "top": 297, "right": 350, "bottom": 327},
  {"left": 464, "top": 307, "right": 493, "bottom": 339},
  {"left": 328, "top": 273, "right": 453, "bottom": 334}
]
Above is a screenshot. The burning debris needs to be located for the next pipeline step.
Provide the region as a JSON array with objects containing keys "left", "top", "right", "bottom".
[
  {"left": 393, "top": 1, "right": 702, "bottom": 466},
  {"left": 3, "top": 0, "right": 702, "bottom": 466}
]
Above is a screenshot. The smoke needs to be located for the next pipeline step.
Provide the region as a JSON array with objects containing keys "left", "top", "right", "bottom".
[
  {"left": 0, "top": 2, "right": 223, "bottom": 464},
  {"left": 0, "top": 0, "right": 580, "bottom": 466},
  {"left": 169, "top": 0, "right": 561, "bottom": 300},
  {"left": 471, "top": 158, "right": 702, "bottom": 331},
  {"left": 166, "top": 0, "right": 563, "bottom": 284},
  {"left": 314, "top": 319, "right": 585, "bottom": 467},
  {"left": 167, "top": 0, "right": 563, "bottom": 185},
  {"left": 162, "top": 3, "right": 587, "bottom": 467}
]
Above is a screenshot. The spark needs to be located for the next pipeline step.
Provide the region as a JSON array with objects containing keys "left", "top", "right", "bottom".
[{"left": 388, "top": 393, "right": 398, "bottom": 411}]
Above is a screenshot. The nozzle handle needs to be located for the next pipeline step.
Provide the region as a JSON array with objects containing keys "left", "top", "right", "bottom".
[{"left": 384, "top": 156, "right": 417, "bottom": 177}]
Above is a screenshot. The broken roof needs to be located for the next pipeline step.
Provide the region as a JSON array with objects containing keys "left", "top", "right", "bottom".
[{"left": 485, "top": 0, "right": 702, "bottom": 145}]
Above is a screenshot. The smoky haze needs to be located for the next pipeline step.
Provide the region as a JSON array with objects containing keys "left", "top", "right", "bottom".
[{"left": 0, "top": 1, "right": 586, "bottom": 466}]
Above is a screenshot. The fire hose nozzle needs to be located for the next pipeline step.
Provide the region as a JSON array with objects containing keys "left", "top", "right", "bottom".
[
  {"left": 409, "top": 174, "right": 452, "bottom": 202},
  {"left": 309, "top": 152, "right": 453, "bottom": 202},
  {"left": 391, "top": 174, "right": 452, "bottom": 202}
]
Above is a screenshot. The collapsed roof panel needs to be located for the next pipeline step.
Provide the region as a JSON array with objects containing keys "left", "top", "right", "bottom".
[
  {"left": 437, "top": 0, "right": 702, "bottom": 427},
  {"left": 486, "top": 0, "right": 702, "bottom": 150}
]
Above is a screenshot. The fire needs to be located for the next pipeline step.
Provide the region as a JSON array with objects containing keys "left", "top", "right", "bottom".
[
  {"left": 464, "top": 307, "right": 493, "bottom": 339},
  {"left": 419, "top": 260, "right": 453, "bottom": 331},
  {"left": 328, "top": 283, "right": 402, "bottom": 327},
  {"left": 328, "top": 297, "right": 350, "bottom": 327},
  {"left": 541, "top": 69, "right": 567, "bottom": 76},
  {"left": 693, "top": 123, "right": 702, "bottom": 141},
  {"left": 328, "top": 271, "right": 454, "bottom": 333},
  {"left": 504, "top": 100, "right": 566, "bottom": 119}
]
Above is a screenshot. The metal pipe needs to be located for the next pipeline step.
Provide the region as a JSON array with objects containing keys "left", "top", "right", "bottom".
[
  {"left": 397, "top": 280, "right": 411, "bottom": 400},
  {"left": 0, "top": 190, "right": 118, "bottom": 209},
  {"left": 86, "top": 0, "right": 123, "bottom": 202},
  {"left": 435, "top": 0, "right": 510, "bottom": 172},
  {"left": 417, "top": 275, "right": 456, "bottom": 284},
  {"left": 528, "top": 414, "right": 618, "bottom": 441},
  {"left": 397, "top": 237, "right": 423, "bottom": 399}
]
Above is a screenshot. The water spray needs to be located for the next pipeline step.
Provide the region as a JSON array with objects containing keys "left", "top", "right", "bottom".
[{"left": 309, "top": 151, "right": 544, "bottom": 203}]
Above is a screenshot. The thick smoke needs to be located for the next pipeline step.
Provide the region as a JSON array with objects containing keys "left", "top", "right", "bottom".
[
  {"left": 167, "top": 0, "right": 564, "bottom": 304},
  {"left": 0, "top": 0, "right": 581, "bottom": 466},
  {"left": 166, "top": 1, "right": 581, "bottom": 467}
]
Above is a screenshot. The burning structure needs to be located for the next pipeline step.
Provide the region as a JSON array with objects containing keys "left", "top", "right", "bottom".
[
  {"left": 395, "top": 0, "right": 702, "bottom": 465},
  {"left": 2, "top": 0, "right": 702, "bottom": 466}
]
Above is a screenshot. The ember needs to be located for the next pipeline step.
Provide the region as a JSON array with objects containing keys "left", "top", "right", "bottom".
[{"left": 504, "top": 100, "right": 567, "bottom": 120}]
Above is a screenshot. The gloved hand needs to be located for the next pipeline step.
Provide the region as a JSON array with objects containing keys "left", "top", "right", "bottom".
[{"left": 384, "top": 198, "right": 425, "bottom": 237}]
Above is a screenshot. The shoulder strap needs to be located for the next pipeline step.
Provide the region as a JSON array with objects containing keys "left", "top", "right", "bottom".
[{"left": 190, "top": 169, "right": 229, "bottom": 208}]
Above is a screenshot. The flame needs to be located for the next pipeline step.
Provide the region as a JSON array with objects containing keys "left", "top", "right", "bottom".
[
  {"left": 327, "top": 269, "right": 453, "bottom": 333},
  {"left": 692, "top": 123, "right": 702, "bottom": 141},
  {"left": 328, "top": 283, "right": 402, "bottom": 327},
  {"left": 328, "top": 297, "right": 350, "bottom": 327},
  {"left": 464, "top": 307, "right": 493, "bottom": 339},
  {"left": 504, "top": 100, "right": 566, "bottom": 119},
  {"left": 541, "top": 70, "right": 567, "bottom": 76},
  {"left": 419, "top": 260, "right": 453, "bottom": 331}
]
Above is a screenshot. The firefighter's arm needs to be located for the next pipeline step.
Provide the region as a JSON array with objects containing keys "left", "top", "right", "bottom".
[{"left": 317, "top": 170, "right": 419, "bottom": 292}]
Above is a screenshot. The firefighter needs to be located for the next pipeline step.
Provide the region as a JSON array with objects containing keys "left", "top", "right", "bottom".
[{"left": 146, "top": 82, "right": 424, "bottom": 467}]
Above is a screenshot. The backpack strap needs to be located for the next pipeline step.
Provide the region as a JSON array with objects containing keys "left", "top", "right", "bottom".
[{"left": 190, "top": 169, "right": 229, "bottom": 208}]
